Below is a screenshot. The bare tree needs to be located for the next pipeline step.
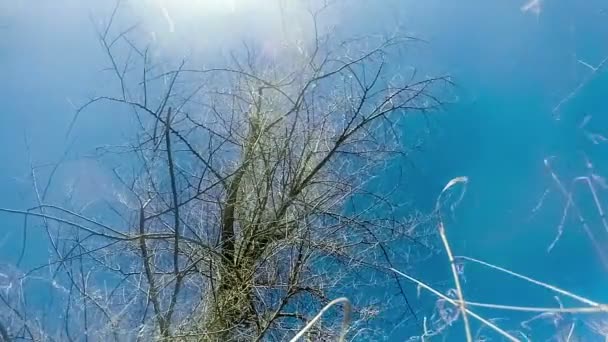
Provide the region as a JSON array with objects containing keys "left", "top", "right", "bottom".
[{"left": 0, "top": 2, "right": 449, "bottom": 341}]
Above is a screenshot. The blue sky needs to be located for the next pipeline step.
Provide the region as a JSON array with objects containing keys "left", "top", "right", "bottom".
[{"left": 2, "top": 0, "right": 608, "bottom": 340}]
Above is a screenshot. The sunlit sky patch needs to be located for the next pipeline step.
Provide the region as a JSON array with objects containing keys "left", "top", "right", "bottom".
[{"left": 128, "top": 0, "right": 321, "bottom": 63}]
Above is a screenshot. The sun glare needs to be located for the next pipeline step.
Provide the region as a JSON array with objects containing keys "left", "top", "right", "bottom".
[{"left": 155, "top": 0, "right": 254, "bottom": 16}]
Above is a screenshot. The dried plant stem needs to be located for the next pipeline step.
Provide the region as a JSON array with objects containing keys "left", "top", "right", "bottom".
[
  {"left": 552, "top": 55, "right": 608, "bottom": 118},
  {"left": 436, "top": 177, "right": 473, "bottom": 342},
  {"left": 463, "top": 301, "right": 608, "bottom": 314},
  {"left": 545, "top": 157, "right": 608, "bottom": 271},
  {"left": 289, "top": 297, "right": 352, "bottom": 342},
  {"left": 389, "top": 267, "right": 519, "bottom": 342},
  {"left": 457, "top": 256, "right": 600, "bottom": 307},
  {"left": 439, "top": 222, "right": 473, "bottom": 342}
]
